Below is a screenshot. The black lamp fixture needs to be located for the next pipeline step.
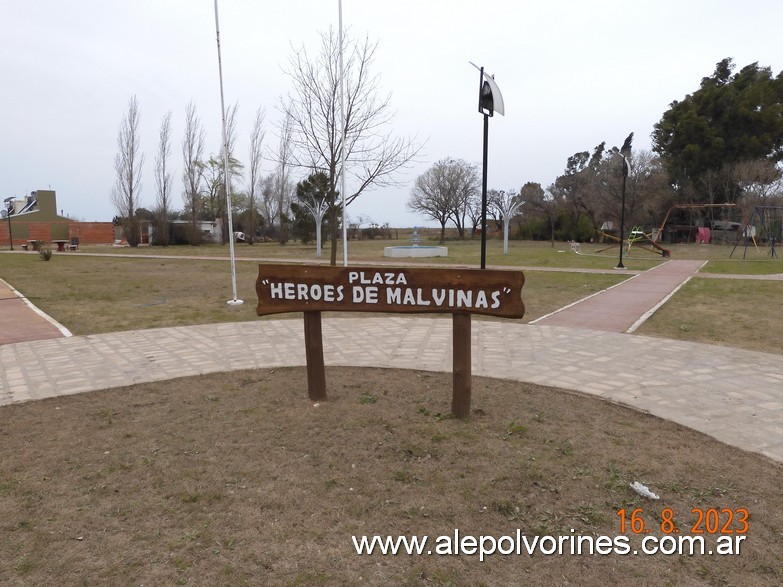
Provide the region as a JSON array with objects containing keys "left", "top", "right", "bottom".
[
  {"left": 3, "top": 197, "right": 13, "bottom": 251},
  {"left": 470, "top": 62, "right": 504, "bottom": 269}
]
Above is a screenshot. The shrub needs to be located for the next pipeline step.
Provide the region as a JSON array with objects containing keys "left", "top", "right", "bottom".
[{"left": 38, "top": 243, "right": 52, "bottom": 261}]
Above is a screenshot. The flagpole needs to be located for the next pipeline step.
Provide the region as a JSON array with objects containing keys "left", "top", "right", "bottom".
[
  {"left": 338, "top": 0, "right": 348, "bottom": 267},
  {"left": 214, "top": 0, "right": 242, "bottom": 304}
]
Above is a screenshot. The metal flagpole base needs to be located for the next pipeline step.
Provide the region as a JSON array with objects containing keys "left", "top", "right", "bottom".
[{"left": 227, "top": 299, "right": 244, "bottom": 306}]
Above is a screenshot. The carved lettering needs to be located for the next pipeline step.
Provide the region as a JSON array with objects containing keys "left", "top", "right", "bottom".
[{"left": 257, "top": 265, "right": 524, "bottom": 318}]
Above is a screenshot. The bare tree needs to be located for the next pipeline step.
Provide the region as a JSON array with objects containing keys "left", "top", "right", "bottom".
[
  {"left": 201, "top": 154, "right": 243, "bottom": 221},
  {"left": 263, "top": 112, "right": 295, "bottom": 243},
  {"left": 182, "top": 101, "right": 206, "bottom": 245},
  {"left": 626, "top": 150, "right": 673, "bottom": 227},
  {"left": 281, "top": 28, "right": 419, "bottom": 264},
  {"left": 408, "top": 158, "right": 477, "bottom": 244},
  {"left": 201, "top": 156, "right": 227, "bottom": 221},
  {"left": 154, "top": 111, "right": 173, "bottom": 246},
  {"left": 733, "top": 158, "right": 782, "bottom": 206},
  {"left": 202, "top": 103, "right": 242, "bottom": 244},
  {"left": 217, "top": 102, "right": 241, "bottom": 244},
  {"left": 112, "top": 95, "right": 144, "bottom": 247},
  {"left": 467, "top": 196, "right": 483, "bottom": 238},
  {"left": 259, "top": 175, "right": 279, "bottom": 232},
  {"left": 245, "top": 107, "right": 266, "bottom": 244},
  {"left": 446, "top": 161, "right": 480, "bottom": 239}
]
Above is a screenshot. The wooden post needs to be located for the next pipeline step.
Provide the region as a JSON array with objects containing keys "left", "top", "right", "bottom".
[
  {"left": 258, "top": 265, "right": 524, "bottom": 409},
  {"left": 452, "top": 313, "right": 472, "bottom": 418},
  {"left": 303, "top": 311, "right": 327, "bottom": 401}
]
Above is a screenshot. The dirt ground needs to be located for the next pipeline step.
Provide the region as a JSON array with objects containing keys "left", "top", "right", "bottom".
[{"left": 1, "top": 367, "right": 781, "bottom": 586}]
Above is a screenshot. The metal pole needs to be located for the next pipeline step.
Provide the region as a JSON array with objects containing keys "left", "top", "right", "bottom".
[
  {"left": 338, "top": 0, "right": 348, "bottom": 267},
  {"left": 480, "top": 113, "right": 489, "bottom": 269},
  {"left": 214, "top": 0, "right": 242, "bottom": 305},
  {"left": 616, "top": 157, "right": 627, "bottom": 270},
  {"left": 4, "top": 200, "right": 13, "bottom": 251}
]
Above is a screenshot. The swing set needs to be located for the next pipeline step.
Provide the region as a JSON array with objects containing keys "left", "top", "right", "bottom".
[
  {"left": 595, "top": 203, "right": 747, "bottom": 259},
  {"left": 730, "top": 206, "right": 783, "bottom": 259},
  {"left": 657, "top": 203, "right": 747, "bottom": 245}
]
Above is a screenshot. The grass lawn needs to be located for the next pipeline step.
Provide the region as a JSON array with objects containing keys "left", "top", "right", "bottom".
[
  {"left": 635, "top": 278, "right": 783, "bottom": 354},
  {"left": 2, "top": 237, "right": 780, "bottom": 351},
  {"left": 75, "top": 235, "right": 667, "bottom": 270},
  {"left": 0, "top": 252, "right": 627, "bottom": 335},
  {"left": 2, "top": 367, "right": 781, "bottom": 585}
]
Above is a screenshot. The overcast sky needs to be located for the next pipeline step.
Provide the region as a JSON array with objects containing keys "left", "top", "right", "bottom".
[{"left": 3, "top": 0, "right": 782, "bottom": 228}]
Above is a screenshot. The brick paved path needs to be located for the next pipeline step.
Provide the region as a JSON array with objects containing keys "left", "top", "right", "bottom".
[
  {"left": 0, "top": 278, "right": 70, "bottom": 345},
  {"left": 533, "top": 260, "right": 706, "bottom": 332}
]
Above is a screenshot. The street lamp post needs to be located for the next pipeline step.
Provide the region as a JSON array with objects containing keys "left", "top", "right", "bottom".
[
  {"left": 470, "top": 62, "right": 504, "bottom": 269},
  {"left": 480, "top": 98, "right": 490, "bottom": 268},
  {"left": 616, "top": 154, "right": 629, "bottom": 269},
  {"left": 3, "top": 197, "right": 13, "bottom": 251},
  {"left": 613, "top": 133, "right": 633, "bottom": 270}
]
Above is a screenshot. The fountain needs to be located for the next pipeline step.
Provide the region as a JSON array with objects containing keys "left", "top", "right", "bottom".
[{"left": 384, "top": 227, "right": 448, "bottom": 258}]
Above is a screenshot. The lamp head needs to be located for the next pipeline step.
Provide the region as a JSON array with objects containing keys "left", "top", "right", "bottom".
[{"left": 470, "top": 62, "right": 505, "bottom": 117}]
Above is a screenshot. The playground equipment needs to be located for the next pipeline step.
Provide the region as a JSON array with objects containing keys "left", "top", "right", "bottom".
[
  {"left": 657, "top": 203, "right": 747, "bottom": 245},
  {"left": 596, "top": 227, "right": 670, "bottom": 257},
  {"left": 627, "top": 226, "right": 671, "bottom": 257},
  {"left": 730, "top": 206, "right": 783, "bottom": 259}
]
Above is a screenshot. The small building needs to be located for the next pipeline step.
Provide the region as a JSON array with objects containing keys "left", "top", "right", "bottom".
[
  {"left": 1, "top": 190, "right": 114, "bottom": 247},
  {"left": 169, "top": 219, "right": 223, "bottom": 244}
]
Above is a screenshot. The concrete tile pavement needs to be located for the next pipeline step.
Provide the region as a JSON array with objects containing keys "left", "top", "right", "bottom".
[{"left": 1, "top": 317, "right": 782, "bottom": 463}]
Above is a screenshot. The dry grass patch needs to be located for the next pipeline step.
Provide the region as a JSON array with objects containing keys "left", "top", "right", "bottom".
[
  {"left": 1, "top": 367, "right": 781, "bottom": 585},
  {"left": 636, "top": 278, "right": 783, "bottom": 354},
  {"left": 0, "top": 255, "right": 626, "bottom": 335}
]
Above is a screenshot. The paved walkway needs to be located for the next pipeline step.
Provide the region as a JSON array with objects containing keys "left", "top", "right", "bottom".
[
  {"left": 533, "top": 260, "right": 706, "bottom": 332},
  {"left": 0, "top": 278, "right": 71, "bottom": 344},
  {"left": 1, "top": 257, "right": 782, "bottom": 463},
  {"left": 2, "top": 318, "right": 782, "bottom": 462}
]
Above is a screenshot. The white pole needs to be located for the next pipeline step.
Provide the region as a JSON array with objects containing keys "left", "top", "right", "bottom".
[
  {"left": 214, "top": 0, "right": 242, "bottom": 305},
  {"left": 338, "top": 0, "right": 348, "bottom": 266}
]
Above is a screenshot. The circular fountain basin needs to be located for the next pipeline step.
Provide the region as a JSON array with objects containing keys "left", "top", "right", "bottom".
[{"left": 384, "top": 245, "right": 448, "bottom": 258}]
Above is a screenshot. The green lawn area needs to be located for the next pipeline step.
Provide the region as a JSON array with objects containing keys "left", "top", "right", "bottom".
[{"left": 2, "top": 237, "right": 780, "bottom": 352}]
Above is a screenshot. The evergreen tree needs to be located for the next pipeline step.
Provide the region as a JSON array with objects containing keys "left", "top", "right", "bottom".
[{"left": 652, "top": 58, "right": 783, "bottom": 202}]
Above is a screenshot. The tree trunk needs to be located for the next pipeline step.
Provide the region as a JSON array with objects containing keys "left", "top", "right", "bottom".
[{"left": 329, "top": 201, "right": 338, "bottom": 266}]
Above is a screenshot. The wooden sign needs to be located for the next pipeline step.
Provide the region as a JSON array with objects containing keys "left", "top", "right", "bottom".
[
  {"left": 256, "top": 264, "right": 525, "bottom": 318},
  {"left": 256, "top": 263, "right": 525, "bottom": 419}
]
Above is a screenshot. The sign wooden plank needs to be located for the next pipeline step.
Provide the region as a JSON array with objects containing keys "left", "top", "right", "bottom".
[
  {"left": 452, "top": 313, "right": 472, "bottom": 419},
  {"left": 303, "top": 311, "right": 326, "bottom": 401},
  {"left": 256, "top": 264, "right": 525, "bottom": 318}
]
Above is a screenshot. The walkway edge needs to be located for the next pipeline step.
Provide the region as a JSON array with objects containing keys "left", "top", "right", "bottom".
[
  {"left": 0, "top": 277, "right": 73, "bottom": 337},
  {"left": 625, "top": 260, "right": 708, "bottom": 333},
  {"left": 529, "top": 272, "right": 639, "bottom": 324}
]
